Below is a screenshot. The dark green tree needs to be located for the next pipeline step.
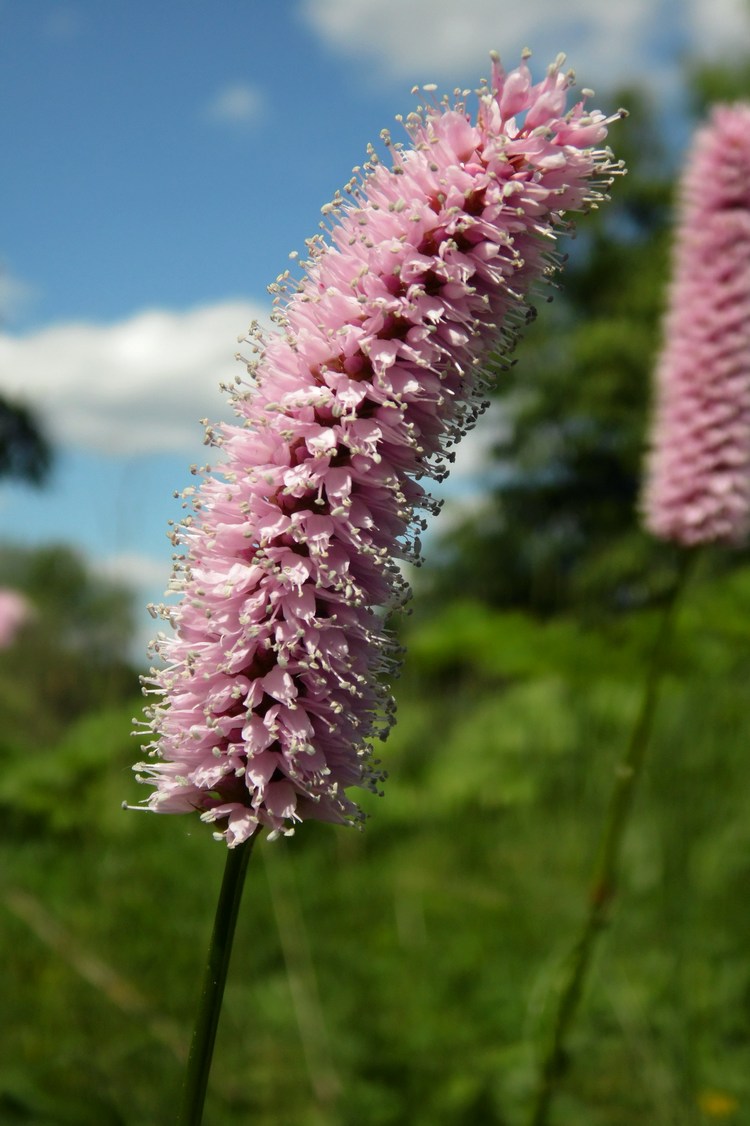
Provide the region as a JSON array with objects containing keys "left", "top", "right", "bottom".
[
  {"left": 1, "top": 263, "right": 53, "bottom": 486},
  {"left": 0, "top": 394, "right": 53, "bottom": 486}
]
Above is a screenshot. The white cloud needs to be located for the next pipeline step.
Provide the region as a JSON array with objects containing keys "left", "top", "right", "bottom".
[
  {"left": 300, "top": 0, "right": 750, "bottom": 95},
  {"left": 687, "top": 0, "right": 750, "bottom": 57},
  {"left": 93, "top": 551, "right": 171, "bottom": 590},
  {"left": 0, "top": 300, "right": 268, "bottom": 456},
  {"left": 203, "top": 82, "right": 264, "bottom": 126},
  {"left": 90, "top": 552, "right": 178, "bottom": 662}
]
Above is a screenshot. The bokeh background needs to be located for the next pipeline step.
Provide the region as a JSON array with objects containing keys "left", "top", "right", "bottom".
[{"left": 2, "top": 2, "right": 750, "bottom": 1123}]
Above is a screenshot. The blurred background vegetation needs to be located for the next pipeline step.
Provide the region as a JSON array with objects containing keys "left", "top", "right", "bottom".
[{"left": 2, "top": 62, "right": 750, "bottom": 1126}]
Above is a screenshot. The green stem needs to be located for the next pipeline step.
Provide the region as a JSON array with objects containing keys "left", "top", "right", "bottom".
[
  {"left": 178, "top": 834, "right": 257, "bottom": 1126},
  {"left": 528, "top": 552, "right": 697, "bottom": 1126}
]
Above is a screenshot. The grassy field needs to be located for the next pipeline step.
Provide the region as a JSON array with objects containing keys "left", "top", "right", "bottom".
[{"left": 2, "top": 565, "right": 750, "bottom": 1124}]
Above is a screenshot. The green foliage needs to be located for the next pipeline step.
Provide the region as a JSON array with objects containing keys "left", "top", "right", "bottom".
[
  {"left": 2, "top": 567, "right": 750, "bottom": 1124},
  {"left": 0, "top": 544, "right": 138, "bottom": 749},
  {"left": 0, "top": 703, "right": 141, "bottom": 836},
  {"left": 687, "top": 57, "right": 750, "bottom": 113}
]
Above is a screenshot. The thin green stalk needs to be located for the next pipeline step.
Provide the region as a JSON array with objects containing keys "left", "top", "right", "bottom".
[
  {"left": 528, "top": 552, "right": 697, "bottom": 1126},
  {"left": 263, "top": 844, "right": 342, "bottom": 1116},
  {"left": 178, "top": 833, "right": 257, "bottom": 1126}
]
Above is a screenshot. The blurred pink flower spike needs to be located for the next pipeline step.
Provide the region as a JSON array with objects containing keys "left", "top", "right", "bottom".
[
  {"left": 0, "top": 589, "right": 30, "bottom": 649},
  {"left": 644, "top": 103, "right": 750, "bottom": 546},
  {"left": 133, "top": 52, "right": 625, "bottom": 846}
]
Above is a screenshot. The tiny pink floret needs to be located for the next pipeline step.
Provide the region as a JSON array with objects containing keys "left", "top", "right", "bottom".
[
  {"left": 134, "top": 54, "right": 622, "bottom": 845},
  {"left": 0, "top": 589, "right": 29, "bottom": 649},
  {"left": 644, "top": 104, "right": 750, "bottom": 545}
]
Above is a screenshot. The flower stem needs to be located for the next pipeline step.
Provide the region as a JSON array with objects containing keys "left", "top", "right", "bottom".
[
  {"left": 528, "top": 552, "right": 696, "bottom": 1126},
  {"left": 178, "top": 834, "right": 257, "bottom": 1126}
]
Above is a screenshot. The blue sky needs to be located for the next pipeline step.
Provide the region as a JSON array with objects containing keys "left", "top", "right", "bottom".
[{"left": 2, "top": 0, "right": 749, "bottom": 660}]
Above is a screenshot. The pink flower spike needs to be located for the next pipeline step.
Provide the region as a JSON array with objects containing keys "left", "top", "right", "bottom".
[
  {"left": 643, "top": 103, "right": 750, "bottom": 546},
  {"left": 133, "top": 53, "right": 624, "bottom": 846},
  {"left": 0, "top": 589, "right": 30, "bottom": 649}
]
